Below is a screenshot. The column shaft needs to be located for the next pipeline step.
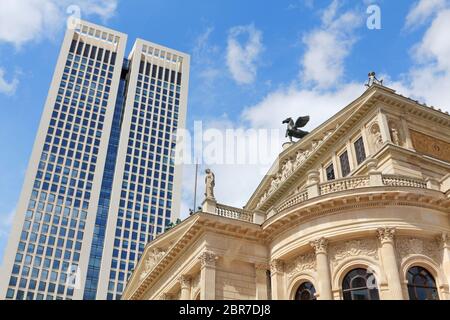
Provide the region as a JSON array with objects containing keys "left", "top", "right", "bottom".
[
  {"left": 310, "top": 238, "right": 333, "bottom": 300},
  {"left": 377, "top": 228, "right": 404, "bottom": 300}
]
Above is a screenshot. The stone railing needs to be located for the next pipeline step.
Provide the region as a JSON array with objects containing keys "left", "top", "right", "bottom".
[
  {"left": 277, "top": 190, "right": 309, "bottom": 212},
  {"left": 275, "top": 173, "right": 430, "bottom": 213},
  {"left": 319, "top": 176, "right": 370, "bottom": 196},
  {"left": 215, "top": 203, "right": 253, "bottom": 222},
  {"left": 382, "top": 175, "right": 427, "bottom": 189}
]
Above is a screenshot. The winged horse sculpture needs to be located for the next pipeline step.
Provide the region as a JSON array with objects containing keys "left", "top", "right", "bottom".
[{"left": 282, "top": 116, "right": 310, "bottom": 143}]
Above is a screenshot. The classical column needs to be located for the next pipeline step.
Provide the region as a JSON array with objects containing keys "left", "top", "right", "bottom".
[
  {"left": 377, "top": 227, "right": 404, "bottom": 300},
  {"left": 310, "top": 238, "right": 333, "bottom": 300},
  {"left": 178, "top": 275, "right": 192, "bottom": 300},
  {"left": 439, "top": 233, "right": 450, "bottom": 291},
  {"left": 255, "top": 264, "right": 269, "bottom": 300},
  {"left": 199, "top": 251, "right": 217, "bottom": 300},
  {"left": 270, "top": 259, "right": 285, "bottom": 300}
]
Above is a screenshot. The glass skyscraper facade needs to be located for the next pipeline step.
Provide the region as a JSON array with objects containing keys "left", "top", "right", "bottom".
[{"left": 0, "top": 20, "right": 189, "bottom": 300}]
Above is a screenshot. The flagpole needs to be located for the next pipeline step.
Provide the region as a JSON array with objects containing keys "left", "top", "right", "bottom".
[{"left": 193, "top": 159, "right": 199, "bottom": 212}]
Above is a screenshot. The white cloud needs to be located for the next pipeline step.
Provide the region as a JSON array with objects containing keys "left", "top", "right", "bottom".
[
  {"left": 242, "top": 83, "right": 364, "bottom": 130},
  {"left": 0, "top": 208, "right": 15, "bottom": 238},
  {"left": 0, "top": 0, "right": 118, "bottom": 47},
  {"left": 0, "top": 68, "right": 19, "bottom": 95},
  {"left": 226, "top": 24, "right": 263, "bottom": 85},
  {"left": 393, "top": 6, "right": 450, "bottom": 111},
  {"left": 404, "top": 0, "right": 449, "bottom": 30},
  {"left": 300, "top": 0, "right": 362, "bottom": 88},
  {"left": 192, "top": 26, "right": 221, "bottom": 83}
]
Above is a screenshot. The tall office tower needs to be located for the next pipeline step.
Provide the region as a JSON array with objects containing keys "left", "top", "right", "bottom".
[{"left": 0, "top": 20, "right": 189, "bottom": 300}]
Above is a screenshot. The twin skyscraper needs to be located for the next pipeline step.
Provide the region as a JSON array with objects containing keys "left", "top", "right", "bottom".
[{"left": 0, "top": 20, "right": 190, "bottom": 300}]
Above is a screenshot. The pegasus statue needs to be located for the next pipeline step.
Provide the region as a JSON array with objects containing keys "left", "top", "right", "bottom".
[{"left": 282, "top": 116, "right": 310, "bottom": 143}]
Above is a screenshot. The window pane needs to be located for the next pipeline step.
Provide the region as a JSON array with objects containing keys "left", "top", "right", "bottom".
[
  {"left": 326, "top": 164, "right": 335, "bottom": 181},
  {"left": 340, "top": 151, "right": 351, "bottom": 177},
  {"left": 354, "top": 137, "right": 366, "bottom": 165}
]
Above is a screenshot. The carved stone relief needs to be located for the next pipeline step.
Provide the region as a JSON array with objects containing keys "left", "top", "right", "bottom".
[
  {"left": 388, "top": 120, "right": 404, "bottom": 146},
  {"left": 284, "top": 252, "right": 316, "bottom": 279},
  {"left": 369, "top": 122, "right": 384, "bottom": 151},
  {"left": 140, "top": 248, "right": 166, "bottom": 280},
  {"left": 257, "top": 128, "right": 336, "bottom": 208},
  {"left": 395, "top": 237, "right": 441, "bottom": 265},
  {"left": 329, "top": 239, "right": 379, "bottom": 271}
]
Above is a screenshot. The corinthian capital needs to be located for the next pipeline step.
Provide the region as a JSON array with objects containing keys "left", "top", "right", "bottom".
[
  {"left": 160, "top": 293, "right": 174, "bottom": 300},
  {"left": 270, "top": 259, "right": 284, "bottom": 274},
  {"left": 178, "top": 275, "right": 192, "bottom": 289},
  {"left": 377, "top": 227, "right": 396, "bottom": 244},
  {"left": 437, "top": 233, "right": 449, "bottom": 249},
  {"left": 199, "top": 250, "right": 217, "bottom": 268},
  {"left": 310, "top": 237, "right": 328, "bottom": 255}
]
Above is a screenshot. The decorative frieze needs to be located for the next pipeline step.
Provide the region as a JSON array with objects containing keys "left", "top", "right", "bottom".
[
  {"left": 285, "top": 252, "right": 316, "bottom": 279},
  {"left": 395, "top": 237, "right": 441, "bottom": 264},
  {"left": 410, "top": 130, "right": 450, "bottom": 163},
  {"left": 329, "top": 239, "right": 378, "bottom": 269},
  {"left": 257, "top": 128, "right": 336, "bottom": 208},
  {"left": 140, "top": 248, "right": 166, "bottom": 280}
]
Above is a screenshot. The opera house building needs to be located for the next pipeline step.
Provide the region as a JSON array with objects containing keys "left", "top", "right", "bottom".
[{"left": 122, "top": 84, "right": 450, "bottom": 300}]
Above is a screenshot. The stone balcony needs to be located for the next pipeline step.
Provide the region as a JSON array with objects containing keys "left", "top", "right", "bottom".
[{"left": 202, "top": 166, "right": 449, "bottom": 225}]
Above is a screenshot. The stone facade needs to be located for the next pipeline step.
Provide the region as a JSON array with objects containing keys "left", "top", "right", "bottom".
[{"left": 122, "top": 84, "right": 450, "bottom": 300}]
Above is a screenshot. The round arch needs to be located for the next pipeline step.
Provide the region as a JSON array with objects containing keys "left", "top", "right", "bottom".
[
  {"left": 399, "top": 255, "right": 447, "bottom": 300},
  {"left": 288, "top": 272, "right": 317, "bottom": 300},
  {"left": 332, "top": 256, "right": 381, "bottom": 299}
]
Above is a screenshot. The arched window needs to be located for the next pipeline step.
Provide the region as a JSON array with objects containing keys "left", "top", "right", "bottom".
[
  {"left": 342, "top": 268, "right": 380, "bottom": 300},
  {"left": 294, "top": 282, "right": 316, "bottom": 300},
  {"left": 407, "top": 266, "right": 439, "bottom": 300}
]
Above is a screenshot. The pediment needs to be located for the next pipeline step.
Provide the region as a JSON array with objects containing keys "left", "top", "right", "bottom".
[{"left": 244, "top": 84, "right": 450, "bottom": 212}]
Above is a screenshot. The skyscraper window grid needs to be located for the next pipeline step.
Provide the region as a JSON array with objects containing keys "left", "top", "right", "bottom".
[{"left": 0, "top": 20, "right": 189, "bottom": 300}]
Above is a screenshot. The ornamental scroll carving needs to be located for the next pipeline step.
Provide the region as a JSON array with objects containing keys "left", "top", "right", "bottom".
[
  {"left": 310, "top": 237, "right": 328, "bottom": 255},
  {"left": 329, "top": 239, "right": 379, "bottom": 270},
  {"left": 410, "top": 130, "right": 450, "bottom": 163},
  {"left": 270, "top": 259, "right": 285, "bottom": 274},
  {"left": 140, "top": 248, "right": 166, "bottom": 280},
  {"left": 395, "top": 237, "right": 441, "bottom": 265},
  {"left": 199, "top": 250, "right": 217, "bottom": 268},
  {"left": 285, "top": 252, "right": 316, "bottom": 279}
]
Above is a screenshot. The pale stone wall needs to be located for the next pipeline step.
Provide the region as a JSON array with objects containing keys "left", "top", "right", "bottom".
[
  {"left": 215, "top": 260, "right": 256, "bottom": 300},
  {"left": 122, "top": 85, "right": 450, "bottom": 301}
]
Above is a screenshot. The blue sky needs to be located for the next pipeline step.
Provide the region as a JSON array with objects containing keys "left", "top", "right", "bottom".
[{"left": 1, "top": 0, "right": 450, "bottom": 265}]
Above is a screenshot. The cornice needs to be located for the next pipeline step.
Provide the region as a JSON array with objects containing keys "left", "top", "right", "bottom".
[
  {"left": 245, "top": 85, "right": 450, "bottom": 211},
  {"left": 126, "top": 213, "right": 263, "bottom": 300},
  {"left": 261, "top": 188, "right": 449, "bottom": 243}
]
